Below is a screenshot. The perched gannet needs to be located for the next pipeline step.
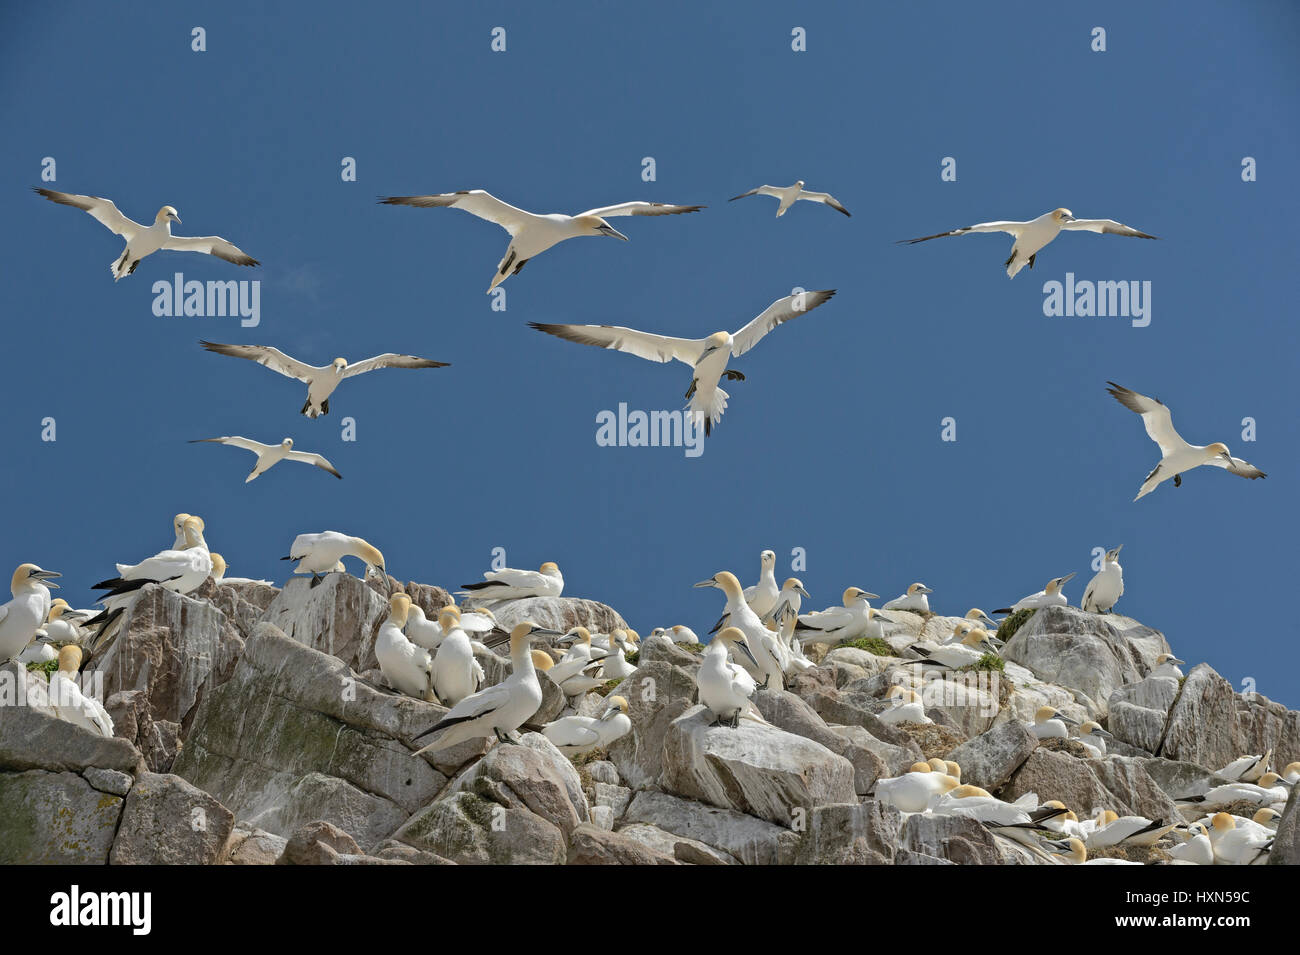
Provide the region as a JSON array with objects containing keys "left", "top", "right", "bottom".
[
  {"left": 208, "top": 553, "right": 274, "bottom": 587},
  {"left": 457, "top": 606, "right": 498, "bottom": 634},
  {"left": 993, "top": 573, "right": 1076, "bottom": 615},
  {"left": 1086, "top": 813, "right": 1176, "bottom": 849},
  {"left": 548, "top": 628, "right": 607, "bottom": 682},
  {"left": 1150, "top": 652, "right": 1186, "bottom": 680},
  {"left": 696, "top": 627, "right": 764, "bottom": 727},
  {"left": 728, "top": 180, "right": 851, "bottom": 217},
  {"left": 878, "top": 685, "right": 930, "bottom": 726},
  {"left": 1081, "top": 545, "right": 1124, "bottom": 614},
  {"left": 379, "top": 189, "right": 702, "bottom": 291},
  {"left": 1209, "top": 813, "right": 1274, "bottom": 865},
  {"left": 1190, "top": 773, "right": 1290, "bottom": 808},
  {"left": 40, "top": 599, "right": 93, "bottom": 646},
  {"left": 34, "top": 188, "right": 259, "bottom": 280},
  {"left": 190, "top": 436, "right": 341, "bottom": 482},
  {"left": 1283, "top": 763, "right": 1300, "bottom": 785},
  {"left": 91, "top": 516, "right": 211, "bottom": 604},
  {"left": 742, "top": 550, "right": 780, "bottom": 619},
  {"left": 794, "top": 587, "right": 883, "bottom": 647},
  {"left": 669, "top": 625, "right": 700, "bottom": 645},
  {"left": 198, "top": 341, "right": 449, "bottom": 418},
  {"left": 1076, "top": 721, "right": 1114, "bottom": 757},
  {"left": 49, "top": 647, "right": 114, "bottom": 737},
  {"left": 899, "top": 207, "right": 1156, "bottom": 279},
  {"left": 932, "top": 785, "right": 1068, "bottom": 827},
  {"left": 776, "top": 604, "right": 815, "bottom": 674},
  {"left": 459, "top": 562, "right": 563, "bottom": 601},
  {"left": 282, "top": 531, "right": 385, "bottom": 586},
  {"left": 1045, "top": 836, "right": 1142, "bottom": 865},
  {"left": 17, "top": 641, "right": 58, "bottom": 664},
  {"left": 171, "top": 513, "right": 195, "bottom": 549},
  {"left": 541, "top": 696, "right": 632, "bottom": 756},
  {"left": 412, "top": 622, "right": 560, "bottom": 753},
  {"left": 694, "top": 572, "right": 785, "bottom": 689},
  {"left": 1215, "top": 752, "right": 1271, "bottom": 783},
  {"left": 598, "top": 631, "right": 637, "bottom": 681},
  {"left": 1023, "top": 704, "right": 1080, "bottom": 740},
  {"left": 883, "top": 582, "right": 933, "bottom": 613},
  {"left": 374, "top": 595, "right": 434, "bottom": 700},
  {"left": 873, "top": 763, "right": 961, "bottom": 813},
  {"left": 429, "top": 607, "right": 483, "bottom": 707},
  {"left": 405, "top": 603, "right": 445, "bottom": 651},
  {"left": 0, "top": 564, "right": 61, "bottom": 661},
  {"left": 762, "top": 577, "right": 811, "bottom": 625},
  {"left": 965, "top": 609, "right": 1000, "bottom": 630},
  {"left": 1168, "top": 822, "right": 1215, "bottom": 865},
  {"left": 911, "top": 625, "right": 999, "bottom": 669},
  {"left": 530, "top": 289, "right": 836, "bottom": 436},
  {"left": 1106, "top": 382, "right": 1266, "bottom": 500},
  {"left": 1039, "top": 801, "right": 1084, "bottom": 839},
  {"left": 1193, "top": 808, "right": 1280, "bottom": 842}
]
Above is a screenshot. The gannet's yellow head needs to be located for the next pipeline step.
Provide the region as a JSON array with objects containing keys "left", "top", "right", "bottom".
[
  {"left": 671, "top": 625, "right": 690, "bottom": 637},
  {"left": 704, "top": 331, "right": 730, "bottom": 349},
  {"left": 280, "top": 438, "right": 294, "bottom": 449},
  {"left": 1211, "top": 812, "right": 1236, "bottom": 834},
  {"left": 1080, "top": 721, "right": 1105, "bottom": 736},
  {"left": 351, "top": 537, "right": 385, "bottom": 573},
  {"left": 539, "top": 561, "right": 560, "bottom": 575},
  {"left": 1034, "top": 705, "right": 1062, "bottom": 723},
  {"left": 12, "top": 563, "right": 60, "bottom": 591},
  {"left": 950, "top": 784, "right": 992, "bottom": 799},
  {"left": 1283, "top": 762, "right": 1300, "bottom": 779},
  {"left": 510, "top": 621, "right": 559, "bottom": 657},
  {"left": 157, "top": 205, "right": 181, "bottom": 224},
  {"left": 1045, "top": 572, "right": 1077, "bottom": 595},
  {"left": 886, "top": 684, "right": 907, "bottom": 700},
  {"left": 57, "top": 644, "right": 82, "bottom": 674},
  {"left": 209, "top": 553, "right": 227, "bottom": 579},
  {"left": 437, "top": 607, "right": 460, "bottom": 629},
  {"left": 173, "top": 513, "right": 192, "bottom": 536},
  {"left": 781, "top": 577, "right": 810, "bottom": 598},
  {"left": 566, "top": 626, "right": 591, "bottom": 648},
  {"left": 576, "top": 215, "right": 628, "bottom": 241},
  {"left": 388, "top": 593, "right": 411, "bottom": 627},
  {"left": 47, "top": 598, "right": 71, "bottom": 622},
  {"left": 1105, "top": 545, "right": 1123, "bottom": 561},
  {"left": 1256, "top": 772, "right": 1284, "bottom": 788},
  {"left": 907, "top": 582, "right": 933, "bottom": 596},
  {"left": 180, "top": 515, "right": 205, "bottom": 543},
  {"left": 1052, "top": 208, "right": 1075, "bottom": 222},
  {"left": 331, "top": 358, "right": 347, "bottom": 374},
  {"left": 1253, "top": 808, "right": 1281, "bottom": 827},
  {"left": 1186, "top": 822, "right": 1209, "bottom": 838},
  {"left": 962, "top": 627, "right": 996, "bottom": 651},
  {"left": 529, "top": 649, "right": 554, "bottom": 671},
  {"left": 909, "top": 762, "right": 933, "bottom": 774},
  {"left": 927, "top": 757, "right": 948, "bottom": 773},
  {"left": 843, "top": 586, "right": 877, "bottom": 605},
  {"left": 695, "top": 571, "right": 743, "bottom": 599},
  {"left": 1050, "top": 837, "right": 1087, "bottom": 864},
  {"left": 760, "top": 550, "right": 775, "bottom": 570},
  {"left": 1204, "top": 441, "right": 1234, "bottom": 464},
  {"left": 603, "top": 695, "right": 630, "bottom": 717},
  {"left": 1156, "top": 652, "right": 1185, "bottom": 666},
  {"left": 714, "top": 626, "right": 759, "bottom": 668},
  {"left": 1099, "top": 809, "right": 1119, "bottom": 826},
  {"left": 944, "top": 761, "right": 960, "bottom": 779},
  {"left": 952, "top": 620, "right": 974, "bottom": 639},
  {"left": 624, "top": 628, "right": 640, "bottom": 646}
]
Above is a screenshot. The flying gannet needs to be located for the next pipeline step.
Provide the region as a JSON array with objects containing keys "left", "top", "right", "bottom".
[
  {"left": 1105, "top": 382, "right": 1266, "bottom": 500},
  {"left": 1081, "top": 545, "right": 1124, "bottom": 613},
  {"left": 728, "top": 180, "right": 851, "bottom": 217},
  {"left": 49, "top": 646, "right": 114, "bottom": 737},
  {"left": 541, "top": 695, "right": 632, "bottom": 756},
  {"left": 882, "top": 582, "right": 933, "bottom": 613},
  {"left": 899, "top": 207, "right": 1156, "bottom": 278},
  {"left": 429, "top": 607, "right": 484, "bottom": 707},
  {"left": 0, "top": 564, "right": 62, "bottom": 661},
  {"left": 190, "top": 436, "right": 342, "bottom": 482},
  {"left": 530, "top": 289, "right": 837, "bottom": 436},
  {"left": 282, "top": 531, "right": 385, "bottom": 587},
  {"left": 412, "top": 621, "right": 560, "bottom": 753},
  {"left": 34, "top": 188, "right": 258, "bottom": 280},
  {"left": 198, "top": 341, "right": 448, "bottom": 418},
  {"left": 993, "top": 573, "right": 1076, "bottom": 614},
  {"left": 375, "top": 595, "right": 435, "bottom": 700},
  {"left": 696, "top": 627, "right": 764, "bottom": 727},
  {"left": 459, "top": 562, "right": 563, "bottom": 601},
  {"left": 378, "top": 189, "right": 703, "bottom": 291}
]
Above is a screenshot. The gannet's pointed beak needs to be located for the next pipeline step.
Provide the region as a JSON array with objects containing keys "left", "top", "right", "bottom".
[
  {"left": 735, "top": 640, "right": 759, "bottom": 669},
  {"left": 1058, "top": 714, "right": 1080, "bottom": 726},
  {"left": 1061, "top": 572, "right": 1077, "bottom": 584},
  {"left": 30, "top": 569, "right": 61, "bottom": 588},
  {"left": 693, "top": 579, "right": 715, "bottom": 589},
  {"left": 918, "top": 586, "right": 933, "bottom": 594},
  {"left": 598, "top": 224, "right": 629, "bottom": 241}
]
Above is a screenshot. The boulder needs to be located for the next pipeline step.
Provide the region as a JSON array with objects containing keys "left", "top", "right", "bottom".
[
  {"left": 389, "top": 791, "right": 568, "bottom": 865},
  {"left": 479, "top": 596, "right": 627, "bottom": 635},
  {"left": 1107, "top": 675, "right": 1180, "bottom": 754},
  {"left": 260, "top": 573, "right": 388, "bottom": 672},
  {"left": 752, "top": 687, "right": 886, "bottom": 795},
  {"left": 567, "top": 824, "right": 679, "bottom": 865},
  {"left": 790, "top": 800, "right": 901, "bottom": 864},
  {"left": 0, "top": 770, "right": 123, "bottom": 864},
  {"left": 277, "top": 820, "right": 362, "bottom": 865},
  {"left": 109, "top": 771, "right": 234, "bottom": 865},
  {"left": 605, "top": 661, "right": 698, "bottom": 790},
  {"left": 943, "top": 720, "right": 1038, "bottom": 792},
  {"left": 622, "top": 790, "right": 798, "bottom": 865},
  {"left": 901, "top": 812, "right": 1008, "bottom": 865},
  {"left": 615, "top": 823, "right": 735, "bottom": 864},
  {"left": 224, "top": 826, "right": 288, "bottom": 865},
  {"left": 1161, "top": 664, "right": 1300, "bottom": 768},
  {"left": 1001, "top": 749, "right": 1178, "bottom": 820},
  {"left": 1268, "top": 784, "right": 1299, "bottom": 865},
  {"left": 0, "top": 666, "right": 142, "bottom": 775},
  {"left": 447, "top": 733, "right": 589, "bottom": 836}
]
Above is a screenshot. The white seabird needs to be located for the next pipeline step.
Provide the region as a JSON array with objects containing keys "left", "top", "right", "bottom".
[
  {"left": 375, "top": 595, "right": 434, "bottom": 700},
  {"left": 1081, "top": 545, "right": 1124, "bottom": 613},
  {"left": 541, "top": 695, "right": 632, "bottom": 756},
  {"left": 882, "top": 582, "right": 933, "bottom": 613},
  {"left": 208, "top": 553, "right": 274, "bottom": 587},
  {"left": 1075, "top": 720, "right": 1114, "bottom": 757},
  {"left": 49, "top": 646, "right": 114, "bottom": 737},
  {"left": 695, "top": 627, "right": 765, "bottom": 727},
  {"left": 378, "top": 189, "right": 703, "bottom": 291},
  {"left": 598, "top": 630, "right": 638, "bottom": 681},
  {"left": 1215, "top": 752, "right": 1271, "bottom": 783},
  {"left": 794, "top": 587, "right": 883, "bottom": 647},
  {"left": 873, "top": 763, "right": 961, "bottom": 813},
  {"left": 34, "top": 188, "right": 258, "bottom": 280},
  {"left": 529, "top": 289, "right": 836, "bottom": 436},
  {"left": 190, "top": 436, "right": 342, "bottom": 483},
  {"left": 993, "top": 573, "right": 1076, "bottom": 614},
  {"left": 91, "top": 516, "right": 212, "bottom": 605},
  {"left": 459, "top": 561, "right": 563, "bottom": 601},
  {"left": 669, "top": 624, "right": 700, "bottom": 645},
  {"left": 412, "top": 621, "right": 560, "bottom": 753},
  {"left": 405, "top": 603, "right": 446, "bottom": 651},
  {"left": 899, "top": 207, "right": 1156, "bottom": 278},
  {"left": 198, "top": 341, "right": 449, "bottom": 418},
  {"left": 878, "top": 685, "right": 930, "bottom": 726},
  {"left": 0, "top": 564, "right": 61, "bottom": 661},
  {"left": 762, "top": 576, "right": 810, "bottom": 625},
  {"left": 1106, "top": 381, "right": 1266, "bottom": 500},
  {"left": 1208, "top": 813, "right": 1274, "bottom": 865},
  {"left": 282, "top": 531, "right": 385, "bottom": 586},
  {"left": 729, "top": 180, "right": 851, "bottom": 217},
  {"left": 1022, "top": 704, "right": 1079, "bottom": 740},
  {"left": 1085, "top": 812, "right": 1177, "bottom": 849},
  {"left": 429, "top": 607, "right": 484, "bottom": 707},
  {"left": 694, "top": 572, "right": 785, "bottom": 690},
  {"left": 911, "top": 625, "right": 1000, "bottom": 669},
  {"left": 931, "top": 785, "right": 1068, "bottom": 827},
  {"left": 1167, "top": 822, "right": 1215, "bottom": 865},
  {"left": 742, "top": 550, "right": 780, "bottom": 619},
  {"left": 1189, "top": 773, "right": 1290, "bottom": 809},
  {"left": 40, "top": 598, "right": 94, "bottom": 646},
  {"left": 1045, "top": 837, "right": 1142, "bottom": 865},
  {"left": 1150, "top": 652, "right": 1186, "bottom": 680}
]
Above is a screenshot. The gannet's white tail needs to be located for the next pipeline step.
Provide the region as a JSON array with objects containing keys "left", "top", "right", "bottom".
[{"left": 689, "top": 385, "right": 729, "bottom": 437}]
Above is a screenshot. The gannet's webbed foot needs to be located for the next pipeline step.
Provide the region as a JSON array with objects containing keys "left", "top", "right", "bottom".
[
  {"left": 1004, "top": 251, "right": 1016, "bottom": 268},
  {"left": 1174, "top": 474, "right": 1182, "bottom": 487},
  {"left": 127, "top": 259, "right": 140, "bottom": 275},
  {"left": 684, "top": 378, "right": 697, "bottom": 400},
  {"left": 760, "top": 675, "right": 771, "bottom": 689},
  {"left": 729, "top": 713, "right": 741, "bottom": 729},
  {"left": 723, "top": 369, "right": 745, "bottom": 382},
  {"left": 321, "top": 398, "right": 330, "bottom": 415},
  {"left": 709, "top": 716, "right": 722, "bottom": 728},
  {"left": 310, "top": 574, "right": 322, "bottom": 589},
  {"left": 1028, "top": 253, "right": 1036, "bottom": 269}
]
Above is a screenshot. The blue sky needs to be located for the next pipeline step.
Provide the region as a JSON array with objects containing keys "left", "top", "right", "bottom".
[{"left": 2, "top": 2, "right": 1296, "bottom": 705}]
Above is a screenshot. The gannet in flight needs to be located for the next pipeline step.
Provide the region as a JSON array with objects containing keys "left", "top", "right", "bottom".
[
  {"left": 1081, "top": 545, "right": 1124, "bottom": 613},
  {"left": 0, "top": 564, "right": 63, "bottom": 661},
  {"left": 1105, "top": 382, "right": 1266, "bottom": 500},
  {"left": 378, "top": 189, "right": 703, "bottom": 291},
  {"left": 899, "top": 207, "right": 1156, "bottom": 278},
  {"left": 696, "top": 627, "right": 764, "bottom": 728},
  {"left": 198, "top": 341, "right": 448, "bottom": 418},
  {"left": 49, "top": 646, "right": 114, "bottom": 737},
  {"left": 529, "top": 289, "right": 837, "bottom": 436},
  {"left": 993, "top": 573, "right": 1076, "bottom": 614},
  {"left": 459, "top": 562, "right": 563, "bottom": 601},
  {"left": 694, "top": 572, "right": 785, "bottom": 689},
  {"left": 1022, "top": 704, "right": 1079, "bottom": 740},
  {"left": 190, "top": 436, "right": 342, "bottom": 482},
  {"left": 742, "top": 550, "right": 780, "bottom": 619},
  {"left": 34, "top": 188, "right": 259, "bottom": 280},
  {"left": 429, "top": 608, "right": 484, "bottom": 707},
  {"left": 412, "top": 621, "right": 560, "bottom": 753},
  {"left": 281, "top": 531, "right": 384, "bottom": 586},
  {"left": 728, "top": 180, "right": 851, "bottom": 217},
  {"left": 1149, "top": 652, "right": 1186, "bottom": 680},
  {"left": 541, "top": 695, "right": 632, "bottom": 756},
  {"left": 882, "top": 582, "right": 933, "bottom": 613}
]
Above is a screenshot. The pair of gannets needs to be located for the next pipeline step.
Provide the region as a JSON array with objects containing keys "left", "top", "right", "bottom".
[
  {"left": 199, "top": 341, "right": 448, "bottom": 418},
  {"left": 427, "top": 607, "right": 484, "bottom": 707},
  {"left": 1186, "top": 773, "right": 1291, "bottom": 809},
  {"left": 900, "top": 207, "right": 1157, "bottom": 279},
  {"left": 0, "top": 564, "right": 62, "bottom": 662},
  {"left": 282, "top": 531, "right": 385, "bottom": 587},
  {"left": 412, "top": 622, "right": 561, "bottom": 753},
  {"left": 697, "top": 627, "right": 766, "bottom": 727},
  {"left": 993, "top": 573, "right": 1076, "bottom": 615},
  {"left": 531, "top": 289, "right": 836, "bottom": 436},
  {"left": 541, "top": 696, "right": 632, "bottom": 756},
  {"left": 910, "top": 623, "right": 999, "bottom": 668},
  {"left": 729, "top": 180, "right": 850, "bottom": 217},
  {"left": 695, "top": 572, "right": 786, "bottom": 689},
  {"left": 932, "top": 786, "right": 1067, "bottom": 828},
  {"left": 877, "top": 685, "right": 930, "bottom": 726},
  {"left": 459, "top": 562, "right": 563, "bottom": 601},
  {"left": 882, "top": 583, "right": 933, "bottom": 613},
  {"left": 49, "top": 646, "right": 114, "bottom": 737},
  {"left": 379, "top": 188, "right": 703, "bottom": 291},
  {"left": 794, "top": 587, "right": 885, "bottom": 647},
  {"left": 1081, "top": 545, "right": 1124, "bottom": 614},
  {"left": 406, "top": 602, "right": 496, "bottom": 651},
  {"left": 873, "top": 762, "right": 963, "bottom": 813},
  {"left": 191, "top": 436, "right": 342, "bottom": 483},
  {"left": 652, "top": 624, "right": 700, "bottom": 645},
  {"left": 34, "top": 188, "right": 258, "bottom": 280},
  {"left": 1084, "top": 811, "right": 1177, "bottom": 849},
  {"left": 90, "top": 515, "right": 212, "bottom": 606}
]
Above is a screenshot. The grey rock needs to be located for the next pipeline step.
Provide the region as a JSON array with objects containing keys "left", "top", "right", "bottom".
[
  {"left": 1161, "top": 664, "right": 1300, "bottom": 769},
  {"left": 753, "top": 687, "right": 886, "bottom": 794},
  {"left": 623, "top": 790, "right": 798, "bottom": 865},
  {"left": 606, "top": 661, "right": 698, "bottom": 790},
  {"left": 278, "top": 819, "right": 361, "bottom": 865},
  {"left": 901, "top": 812, "right": 1006, "bottom": 865},
  {"left": 0, "top": 666, "right": 142, "bottom": 775},
  {"left": 567, "top": 823, "right": 679, "bottom": 865},
  {"left": 481, "top": 596, "right": 627, "bottom": 635},
  {"left": 83, "top": 767, "right": 134, "bottom": 796},
  {"left": 110, "top": 771, "right": 234, "bottom": 865},
  {"left": 616, "top": 823, "right": 736, "bottom": 864},
  {"left": 224, "top": 826, "right": 288, "bottom": 865},
  {"left": 447, "top": 733, "right": 589, "bottom": 836},
  {"left": 791, "top": 800, "right": 901, "bottom": 864},
  {"left": 1267, "top": 784, "right": 1299, "bottom": 865},
  {"left": 944, "top": 721, "right": 1038, "bottom": 792},
  {"left": 1108, "top": 675, "right": 1180, "bottom": 753},
  {"left": 261, "top": 573, "right": 388, "bottom": 672},
  {"left": 0, "top": 770, "right": 123, "bottom": 864},
  {"left": 390, "top": 791, "right": 568, "bottom": 864}
]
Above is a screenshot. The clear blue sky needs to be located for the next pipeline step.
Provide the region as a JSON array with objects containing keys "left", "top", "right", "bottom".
[{"left": 2, "top": 2, "right": 1296, "bottom": 705}]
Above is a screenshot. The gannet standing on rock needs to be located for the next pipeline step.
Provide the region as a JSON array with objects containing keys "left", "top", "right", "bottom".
[
  {"left": 728, "top": 180, "right": 851, "bottom": 217},
  {"left": 598, "top": 631, "right": 637, "bottom": 681},
  {"left": 282, "top": 531, "right": 385, "bottom": 587},
  {"left": 762, "top": 577, "right": 810, "bottom": 625},
  {"left": 794, "top": 587, "right": 882, "bottom": 647},
  {"left": 883, "top": 582, "right": 933, "bottom": 613},
  {"left": 375, "top": 595, "right": 434, "bottom": 700},
  {"left": 378, "top": 188, "right": 703, "bottom": 291},
  {"left": 529, "top": 289, "right": 837, "bottom": 436},
  {"left": 694, "top": 572, "right": 785, "bottom": 689},
  {"left": 459, "top": 562, "right": 563, "bottom": 602},
  {"left": 542, "top": 696, "right": 632, "bottom": 756},
  {"left": 405, "top": 603, "right": 446, "bottom": 651},
  {"left": 993, "top": 573, "right": 1076, "bottom": 615},
  {"left": 1215, "top": 752, "right": 1271, "bottom": 783},
  {"left": 90, "top": 516, "right": 211, "bottom": 604},
  {"left": 696, "top": 627, "right": 764, "bottom": 728},
  {"left": 1023, "top": 705, "right": 1079, "bottom": 740},
  {"left": 190, "top": 436, "right": 342, "bottom": 482},
  {"left": 34, "top": 188, "right": 259, "bottom": 280},
  {"left": 429, "top": 607, "right": 483, "bottom": 707},
  {"left": 1150, "top": 653, "right": 1186, "bottom": 679},
  {"left": 49, "top": 646, "right": 114, "bottom": 737},
  {"left": 1106, "top": 382, "right": 1266, "bottom": 500},
  {"left": 899, "top": 207, "right": 1157, "bottom": 278},
  {"left": 199, "top": 341, "right": 449, "bottom": 418},
  {"left": 1082, "top": 545, "right": 1124, "bottom": 613},
  {"left": 413, "top": 622, "right": 560, "bottom": 753},
  {"left": 742, "top": 550, "right": 780, "bottom": 619},
  {"left": 669, "top": 625, "right": 700, "bottom": 645}
]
